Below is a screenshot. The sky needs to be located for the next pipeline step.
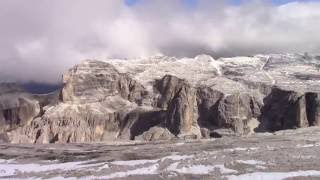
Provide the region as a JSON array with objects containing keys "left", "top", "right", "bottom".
[
  {"left": 126, "top": 0, "right": 316, "bottom": 6},
  {"left": 0, "top": 0, "right": 320, "bottom": 83}
]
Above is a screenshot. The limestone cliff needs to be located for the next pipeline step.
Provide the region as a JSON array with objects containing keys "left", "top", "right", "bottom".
[{"left": 2, "top": 53, "right": 320, "bottom": 143}]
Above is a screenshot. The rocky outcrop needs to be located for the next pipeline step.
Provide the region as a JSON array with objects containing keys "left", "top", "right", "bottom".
[
  {"left": 260, "top": 88, "right": 308, "bottom": 131},
  {"left": 2, "top": 53, "right": 320, "bottom": 143},
  {"left": 306, "top": 92, "right": 320, "bottom": 126},
  {"left": 196, "top": 87, "right": 261, "bottom": 134},
  {"left": 0, "top": 83, "right": 40, "bottom": 133},
  {"left": 196, "top": 87, "right": 224, "bottom": 129},
  {"left": 10, "top": 61, "right": 144, "bottom": 143},
  {"left": 62, "top": 60, "right": 147, "bottom": 104},
  {"left": 119, "top": 109, "right": 166, "bottom": 140},
  {"left": 156, "top": 75, "right": 200, "bottom": 137},
  {"left": 259, "top": 88, "right": 320, "bottom": 132},
  {"left": 135, "top": 127, "right": 174, "bottom": 141},
  {"left": 214, "top": 93, "right": 261, "bottom": 134}
]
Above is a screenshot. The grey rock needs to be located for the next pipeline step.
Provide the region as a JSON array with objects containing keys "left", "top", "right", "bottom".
[
  {"left": 119, "top": 109, "right": 166, "bottom": 140},
  {"left": 2, "top": 53, "right": 320, "bottom": 143},
  {"left": 197, "top": 87, "right": 261, "bottom": 134},
  {"left": 200, "top": 128, "right": 211, "bottom": 139},
  {"left": 215, "top": 93, "right": 261, "bottom": 134},
  {"left": 260, "top": 88, "right": 309, "bottom": 131},
  {"left": 14, "top": 60, "right": 150, "bottom": 143},
  {"left": 62, "top": 60, "right": 147, "bottom": 104},
  {"left": 0, "top": 83, "right": 40, "bottom": 133},
  {"left": 135, "top": 126, "right": 174, "bottom": 141},
  {"left": 196, "top": 87, "right": 224, "bottom": 128},
  {"left": 306, "top": 92, "right": 320, "bottom": 126},
  {"left": 157, "top": 75, "right": 200, "bottom": 137}
]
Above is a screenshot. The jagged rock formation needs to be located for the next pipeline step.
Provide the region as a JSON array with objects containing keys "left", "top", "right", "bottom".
[
  {"left": 0, "top": 83, "right": 40, "bottom": 133},
  {"left": 1, "top": 53, "right": 320, "bottom": 143},
  {"left": 156, "top": 75, "right": 200, "bottom": 137},
  {"left": 0, "top": 83, "right": 59, "bottom": 143}
]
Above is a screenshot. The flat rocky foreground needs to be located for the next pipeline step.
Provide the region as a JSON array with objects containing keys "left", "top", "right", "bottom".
[{"left": 1, "top": 127, "right": 320, "bottom": 179}]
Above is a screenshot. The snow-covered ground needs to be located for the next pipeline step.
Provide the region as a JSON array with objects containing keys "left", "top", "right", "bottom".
[
  {"left": 227, "top": 171, "right": 320, "bottom": 180},
  {"left": 2, "top": 127, "right": 320, "bottom": 179}
]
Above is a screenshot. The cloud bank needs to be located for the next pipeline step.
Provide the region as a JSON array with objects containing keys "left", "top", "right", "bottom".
[{"left": 0, "top": 0, "right": 320, "bottom": 83}]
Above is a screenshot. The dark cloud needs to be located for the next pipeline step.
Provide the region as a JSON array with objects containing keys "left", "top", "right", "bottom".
[{"left": 0, "top": 0, "right": 319, "bottom": 83}]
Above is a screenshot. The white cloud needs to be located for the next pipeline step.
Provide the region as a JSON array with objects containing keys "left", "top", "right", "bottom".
[{"left": 0, "top": 0, "right": 319, "bottom": 83}]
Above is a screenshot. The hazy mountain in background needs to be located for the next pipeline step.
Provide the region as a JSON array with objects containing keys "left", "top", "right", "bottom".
[{"left": 20, "top": 82, "right": 61, "bottom": 94}]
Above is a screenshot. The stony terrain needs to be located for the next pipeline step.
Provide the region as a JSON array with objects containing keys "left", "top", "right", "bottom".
[{"left": 0, "top": 127, "right": 320, "bottom": 179}]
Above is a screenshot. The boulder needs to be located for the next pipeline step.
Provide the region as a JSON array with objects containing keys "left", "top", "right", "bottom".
[{"left": 135, "top": 127, "right": 174, "bottom": 141}]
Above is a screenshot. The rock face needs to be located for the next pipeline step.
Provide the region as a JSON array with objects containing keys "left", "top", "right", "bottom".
[
  {"left": 215, "top": 93, "right": 261, "bottom": 134},
  {"left": 260, "top": 88, "right": 308, "bottom": 131},
  {"left": 1, "top": 53, "right": 320, "bottom": 143},
  {"left": 306, "top": 92, "right": 320, "bottom": 126},
  {"left": 0, "top": 84, "right": 40, "bottom": 133},
  {"left": 61, "top": 61, "right": 146, "bottom": 103},
  {"left": 156, "top": 75, "right": 200, "bottom": 137}
]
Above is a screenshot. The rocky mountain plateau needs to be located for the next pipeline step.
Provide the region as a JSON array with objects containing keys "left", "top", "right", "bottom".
[{"left": 1, "top": 53, "right": 320, "bottom": 144}]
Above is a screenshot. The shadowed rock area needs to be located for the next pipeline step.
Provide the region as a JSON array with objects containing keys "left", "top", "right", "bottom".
[{"left": 1, "top": 53, "right": 320, "bottom": 143}]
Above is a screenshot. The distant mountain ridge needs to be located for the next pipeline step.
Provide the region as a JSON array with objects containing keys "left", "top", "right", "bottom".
[{"left": 20, "top": 82, "right": 61, "bottom": 94}]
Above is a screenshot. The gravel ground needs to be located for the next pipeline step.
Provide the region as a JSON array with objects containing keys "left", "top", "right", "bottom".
[{"left": 1, "top": 127, "right": 320, "bottom": 179}]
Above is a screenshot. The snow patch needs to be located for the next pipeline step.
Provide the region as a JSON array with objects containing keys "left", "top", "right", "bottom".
[
  {"left": 224, "top": 147, "right": 253, "bottom": 152},
  {"left": 109, "top": 154, "right": 193, "bottom": 168},
  {"left": 296, "top": 144, "right": 316, "bottom": 148},
  {"left": 214, "top": 165, "right": 238, "bottom": 174},
  {"left": 97, "top": 164, "right": 110, "bottom": 171},
  {"left": 161, "top": 154, "right": 194, "bottom": 161},
  {"left": 167, "top": 163, "right": 237, "bottom": 175},
  {"left": 227, "top": 170, "right": 320, "bottom": 180},
  {"left": 166, "top": 162, "right": 215, "bottom": 175},
  {"left": 98, "top": 164, "right": 159, "bottom": 179},
  {"left": 292, "top": 155, "right": 316, "bottom": 159},
  {"left": 236, "top": 160, "right": 266, "bottom": 165},
  {"left": 0, "top": 159, "right": 15, "bottom": 164},
  {"left": 266, "top": 146, "right": 277, "bottom": 150},
  {"left": 46, "top": 176, "right": 78, "bottom": 180},
  {"left": 110, "top": 159, "right": 158, "bottom": 166},
  {"left": 174, "top": 142, "right": 185, "bottom": 146},
  {"left": 0, "top": 159, "right": 103, "bottom": 177},
  {"left": 256, "top": 165, "right": 267, "bottom": 170},
  {"left": 249, "top": 147, "right": 259, "bottom": 151}
]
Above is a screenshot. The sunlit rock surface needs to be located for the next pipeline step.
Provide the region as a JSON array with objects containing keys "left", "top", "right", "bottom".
[{"left": 1, "top": 53, "right": 320, "bottom": 143}]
